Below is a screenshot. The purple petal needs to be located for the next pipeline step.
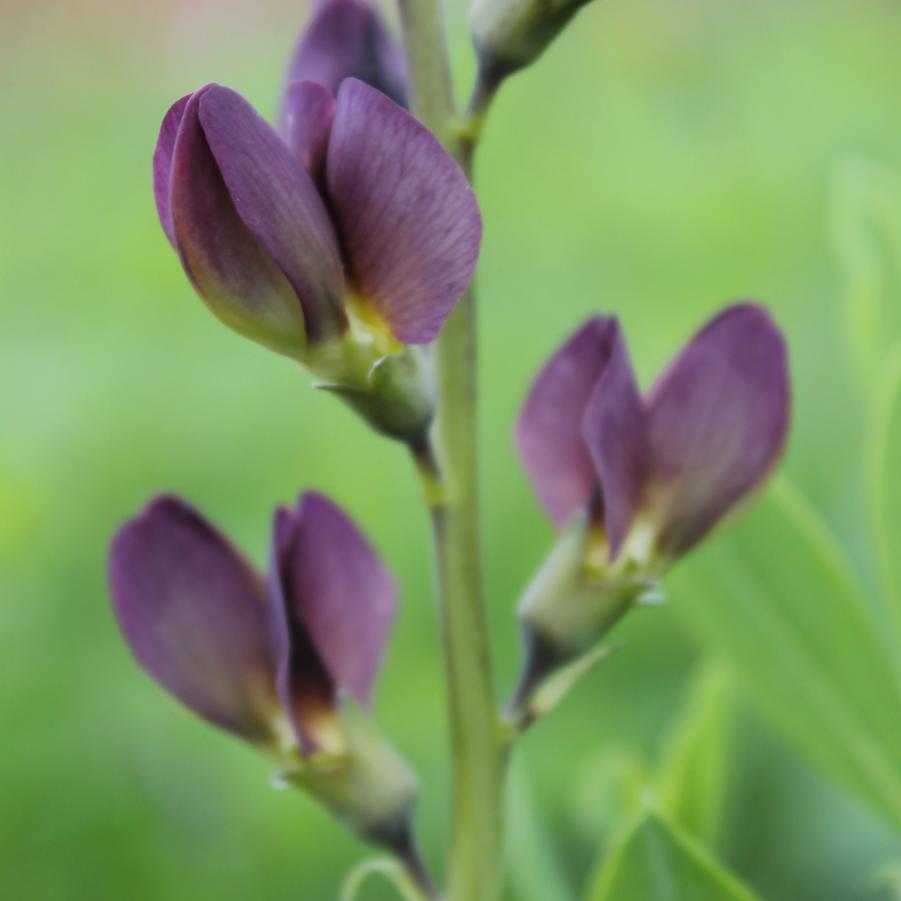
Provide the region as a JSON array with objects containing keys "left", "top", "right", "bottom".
[
  {"left": 267, "top": 507, "right": 337, "bottom": 756},
  {"left": 197, "top": 86, "right": 347, "bottom": 344},
  {"left": 108, "top": 496, "right": 276, "bottom": 743},
  {"left": 581, "top": 320, "right": 647, "bottom": 558},
  {"left": 326, "top": 79, "right": 482, "bottom": 344},
  {"left": 152, "top": 93, "right": 191, "bottom": 246},
  {"left": 289, "top": 493, "right": 396, "bottom": 705},
  {"left": 516, "top": 317, "right": 615, "bottom": 530},
  {"left": 281, "top": 80, "right": 336, "bottom": 178},
  {"left": 280, "top": 0, "right": 407, "bottom": 110},
  {"left": 645, "top": 303, "right": 790, "bottom": 558},
  {"left": 169, "top": 88, "right": 312, "bottom": 357}
]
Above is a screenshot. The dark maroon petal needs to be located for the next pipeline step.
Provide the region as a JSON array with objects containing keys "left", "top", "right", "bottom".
[
  {"left": 267, "top": 507, "right": 336, "bottom": 756},
  {"left": 281, "top": 80, "right": 336, "bottom": 178},
  {"left": 108, "top": 496, "right": 276, "bottom": 743},
  {"left": 153, "top": 93, "right": 191, "bottom": 246},
  {"left": 169, "top": 88, "right": 311, "bottom": 357},
  {"left": 516, "top": 317, "right": 614, "bottom": 530},
  {"left": 581, "top": 321, "right": 647, "bottom": 558},
  {"left": 197, "top": 86, "right": 347, "bottom": 344},
  {"left": 288, "top": 493, "right": 396, "bottom": 705},
  {"left": 645, "top": 303, "right": 790, "bottom": 558},
  {"left": 280, "top": 0, "right": 407, "bottom": 109},
  {"left": 326, "top": 79, "right": 482, "bottom": 344}
]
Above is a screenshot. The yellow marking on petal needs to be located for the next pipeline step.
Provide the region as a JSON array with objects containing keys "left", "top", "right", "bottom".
[{"left": 346, "top": 290, "right": 401, "bottom": 356}]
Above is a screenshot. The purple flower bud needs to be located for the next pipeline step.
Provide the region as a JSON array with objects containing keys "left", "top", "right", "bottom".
[
  {"left": 280, "top": 0, "right": 407, "bottom": 117},
  {"left": 110, "top": 492, "right": 394, "bottom": 752},
  {"left": 154, "top": 85, "right": 346, "bottom": 353},
  {"left": 517, "top": 303, "right": 790, "bottom": 566},
  {"left": 154, "top": 79, "right": 481, "bottom": 439},
  {"left": 512, "top": 303, "right": 789, "bottom": 705},
  {"left": 515, "top": 316, "right": 646, "bottom": 558},
  {"left": 109, "top": 492, "right": 414, "bottom": 846}
]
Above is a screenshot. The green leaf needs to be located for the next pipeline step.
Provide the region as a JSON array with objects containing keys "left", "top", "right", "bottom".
[
  {"left": 670, "top": 479, "right": 901, "bottom": 829},
  {"left": 869, "top": 345, "right": 901, "bottom": 652},
  {"left": 586, "top": 810, "right": 756, "bottom": 901},
  {"left": 831, "top": 159, "right": 901, "bottom": 387},
  {"left": 656, "top": 664, "right": 734, "bottom": 848}
]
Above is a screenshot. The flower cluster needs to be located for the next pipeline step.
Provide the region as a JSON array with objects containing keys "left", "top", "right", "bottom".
[{"left": 109, "top": 0, "right": 794, "bottom": 892}]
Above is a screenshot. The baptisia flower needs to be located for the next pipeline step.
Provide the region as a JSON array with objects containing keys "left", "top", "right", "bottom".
[
  {"left": 153, "top": 77, "right": 481, "bottom": 442},
  {"left": 108, "top": 492, "right": 418, "bottom": 850},
  {"left": 281, "top": 0, "right": 407, "bottom": 110},
  {"left": 513, "top": 303, "right": 790, "bottom": 678}
]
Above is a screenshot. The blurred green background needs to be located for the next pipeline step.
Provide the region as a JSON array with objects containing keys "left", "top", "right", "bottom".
[{"left": 4, "top": 0, "right": 901, "bottom": 898}]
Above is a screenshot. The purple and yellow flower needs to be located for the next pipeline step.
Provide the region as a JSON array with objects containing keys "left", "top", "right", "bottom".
[
  {"left": 108, "top": 492, "right": 416, "bottom": 845},
  {"left": 514, "top": 303, "right": 790, "bottom": 666},
  {"left": 153, "top": 74, "right": 481, "bottom": 439}
]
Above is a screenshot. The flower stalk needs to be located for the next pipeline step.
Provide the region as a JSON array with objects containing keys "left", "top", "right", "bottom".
[{"left": 398, "top": 2, "right": 505, "bottom": 899}]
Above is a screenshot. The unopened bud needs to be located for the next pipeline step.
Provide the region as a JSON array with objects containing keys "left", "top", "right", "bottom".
[{"left": 470, "top": 0, "right": 594, "bottom": 86}]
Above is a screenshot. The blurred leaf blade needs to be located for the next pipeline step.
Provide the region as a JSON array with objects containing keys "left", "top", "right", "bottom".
[
  {"left": 670, "top": 479, "right": 901, "bottom": 829},
  {"left": 869, "top": 345, "right": 901, "bottom": 658},
  {"left": 831, "top": 159, "right": 901, "bottom": 387},
  {"left": 656, "top": 664, "right": 734, "bottom": 849},
  {"left": 507, "top": 757, "right": 576, "bottom": 901},
  {"left": 586, "top": 810, "right": 756, "bottom": 901}
]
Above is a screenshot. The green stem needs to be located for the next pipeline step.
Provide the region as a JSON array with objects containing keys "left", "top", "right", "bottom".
[{"left": 398, "top": 3, "right": 505, "bottom": 899}]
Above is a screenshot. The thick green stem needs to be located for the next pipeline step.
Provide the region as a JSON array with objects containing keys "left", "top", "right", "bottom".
[{"left": 398, "top": 3, "right": 505, "bottom": 899}]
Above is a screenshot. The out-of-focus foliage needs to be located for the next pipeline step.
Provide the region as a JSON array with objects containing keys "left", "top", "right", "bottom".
[
  {"left": 656, "top": 665, "right": 734, "bottom": 850},
  {"left": 670, "top": 482, "right": 901, "bottom": 830},
  {"left": 587, "top": 810, "right": 756, "bottom": 901},
  {"left": 870, "top": 351, "right": 901, "bottom": 648},
  {"left": 831, "top": 160, "right": 901, "bottom": 391},
  {"left": 4, "top": 0, "right": 901, "bottom": 899}
]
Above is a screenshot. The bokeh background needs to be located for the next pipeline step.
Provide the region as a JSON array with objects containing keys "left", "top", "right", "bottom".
[{"left": 4, "top": 0, "right": 901, "bottom": 898}]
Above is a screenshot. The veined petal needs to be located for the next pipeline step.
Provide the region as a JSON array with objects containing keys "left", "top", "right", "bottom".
[
  {"left": 108, "top": 496, "right": 276, "bottom": 743},
  {"left": 281, "top": 80, "right": 336, "bottom": 178},
  {"left": 267, "top": 507, "right": 337, "bottom": 756},
  {"left": 169, "top": 88, "right": 311, "bottom": 358},
  {"left": 516, "top": 317, "right": 614, "bottom": 530},
  {"left": 326, "top": 79, "right": 482, "bottom": 344},
  {"left": 280, "top": 0, "right": 407, "bottom": 110},
  {"left": 581, "top": 320, "right": 647, "bottom": 559},
  {"left": 645, "top": 303, "right": 790, "bottom": 559},
  {"left": 197, "top": 86, "right": 347, "bottom": 344},
  {"left": 289, "top": 493, "right": 396, "bottom": 706},
  {"left": 152, "top": 93, "right": 190, "bottom": 246}
]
